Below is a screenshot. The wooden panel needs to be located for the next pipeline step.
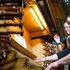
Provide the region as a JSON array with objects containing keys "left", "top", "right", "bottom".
[
  {"left": 49, "top": 0, "right": 65, "bottom": 19},
  {"left": 31, "top": 38, "right": 45, "bottom": 58},
  {"left": 24, "top": 7, "right": 41, "bottom": 33}
]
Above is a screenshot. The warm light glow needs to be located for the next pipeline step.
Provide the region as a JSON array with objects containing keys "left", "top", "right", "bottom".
[
  {"left": 33, "top": 5, "right": 47, "bottom": 29},
  {"left": 14, "top": 34, "right": 27, "bottom": 49},
  {"left": 30, "top": 8, "right": 44, "bottom": 30}
]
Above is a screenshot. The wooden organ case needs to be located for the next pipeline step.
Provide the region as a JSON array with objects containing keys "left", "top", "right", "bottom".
[{"left": 0, "top": 0, "right": 43, "bottom": 70}]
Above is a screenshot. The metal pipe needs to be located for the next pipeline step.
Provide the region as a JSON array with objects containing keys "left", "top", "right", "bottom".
[
  {"left": 0, "top": 22, "right": 23, "bottom": 29},
  {"left": 0, "top": 0, "right": 22, "bottom": 3},
  {"left": 0, "top": 31, "right": 23, "bottom": 36},
  {"left": 0, "top": 12, "right": 23, "bottom": 19}
]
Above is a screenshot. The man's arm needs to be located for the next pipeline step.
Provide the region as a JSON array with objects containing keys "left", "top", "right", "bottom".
[
  {"left": 57, "top": 53, "right": 70, "bottom": 65},
  {"left": 35, "top": 54, "right": 58, "bottom": 62},
  {"left": 57, "top": 47, "right": 70, "bottom": 59},
  {"left": 35, "top": 47, "right": 70, "bottom": 62},
  {"left": 45, "top": 54, "right": 70, "bottom": 70}
]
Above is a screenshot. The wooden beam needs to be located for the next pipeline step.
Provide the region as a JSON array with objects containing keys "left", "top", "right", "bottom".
[{"left": 11, "top": 38, "right": 37, "bottom": 59}]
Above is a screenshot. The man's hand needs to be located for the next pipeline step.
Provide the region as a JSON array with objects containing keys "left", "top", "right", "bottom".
[
  {"left": 54, "top": 34, "right": 60, "bottom": 44},
  {"left": 45, "top": 61, "right": 59, "bottom": 70}
]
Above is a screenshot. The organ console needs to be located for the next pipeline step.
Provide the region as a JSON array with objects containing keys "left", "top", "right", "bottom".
[{"left": 42, "top": 42, "right": 58, "bottom": 69}]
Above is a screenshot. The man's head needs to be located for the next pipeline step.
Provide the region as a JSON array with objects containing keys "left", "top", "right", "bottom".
[
  {"left": 67, "top": 15, "right": 70, "bottom": 24},
  {"left": 64, "top": 16, "right": 70, "bottom": 35}
]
